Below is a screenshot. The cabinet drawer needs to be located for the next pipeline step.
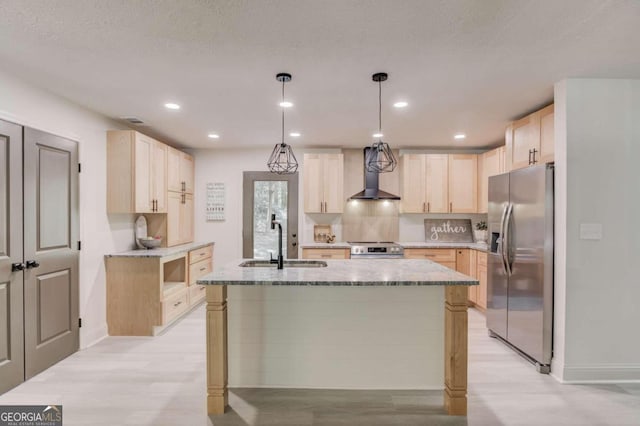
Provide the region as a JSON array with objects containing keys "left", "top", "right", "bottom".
[
  {"left": 302, "top": 248, "right": 350, "bottom": 259},
  {"left": 403, "top": 248, "right": 456, "bottom": 262},
  {"left": 189, "top": 284, "right": 207, "bottom": 305},
  {"left": 162, "top": 288, "right": 189, "bottom": 325},
  {"left": 189, "top": 245, "right": 213, "bottom": 264},
  {"left": 189, "top": 258, "right": 212, "bottom": 284},
  {"left": 477, "top": 252, "right": 488, "bottom": 268}
]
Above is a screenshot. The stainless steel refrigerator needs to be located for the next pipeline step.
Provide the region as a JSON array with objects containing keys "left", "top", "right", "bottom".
[{"left": 487, "top": 163, "right": 553, "bottom": 373}]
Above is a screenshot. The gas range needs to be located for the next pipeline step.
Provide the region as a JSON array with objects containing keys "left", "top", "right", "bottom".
[{"left": 348, "top": 241, "right": 404, "bottom": 259}]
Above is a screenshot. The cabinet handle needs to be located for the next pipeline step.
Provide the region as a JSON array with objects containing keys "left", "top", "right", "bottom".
[
  {"left": 422, "top": 202, "right": 426, "bottom": 213},
  {"left": 321, "top": 254, "right": 332, "bottom": 258},
  {"left": 532, "top": 148, "right": 538, "bottom": 164},
  {"left": 324, "top": 201, "right": 328, "bottom": 212},
  {"left": 199, "top": 252, "right": 206, "bottom": 257},
  {"left": 11, "top": 262, "right": 26, "bottom": 272},
  {"left": 427, "top": 202, "right": 430, "bottom": 212},
  {"left": 528, "top": 149, "right": 533, "bottom": 165},
  {"left": 182, "top": 181, "right": 185, "bottom": 192},
  {"left": 199, "top": 267, "right": 206, "bottom": 272},
  {"left": 320, "top": 202, "right": 323, "bottom": 213},
  {"left": 173, "top": 301, "right": 182, "bottom": 307},
  {"left": 449, "top": 202, "right": 453, "bottom": 213},
  {"left": 25, "top": 260, "right": 40, "bottom": 269}
]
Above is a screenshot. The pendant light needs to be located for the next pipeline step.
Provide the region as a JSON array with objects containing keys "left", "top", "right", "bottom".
[
  {"left": 366, "top": 72, "right": 397, "bottom": 173},
  {"left": 267, "top": 73, "right": 299, "bottom": 174}
]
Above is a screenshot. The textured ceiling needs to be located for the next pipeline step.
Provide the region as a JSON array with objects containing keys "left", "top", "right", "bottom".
[{"left": 1, "top": 0, "right": 639, "bottom": 149}]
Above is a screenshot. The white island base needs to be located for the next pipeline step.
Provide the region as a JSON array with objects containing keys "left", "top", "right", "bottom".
[{"left": 204, "top": 284, "right": 470, "bottom": 416}]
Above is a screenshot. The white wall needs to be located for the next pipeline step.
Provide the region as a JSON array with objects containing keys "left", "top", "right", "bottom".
[
  {"left": 0, "top": 70, "right": 134, "bottom": 348},
  {"left": 553, "top": 79, "right": 640, "bottom": 382},
  {"left": 193, "top": 148, "right": 445, "bottom": 388}
]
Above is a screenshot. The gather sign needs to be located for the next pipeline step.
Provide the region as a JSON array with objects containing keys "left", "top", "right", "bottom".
[{"left": 424, "top": 219, "right": 473, "bottom": 242}]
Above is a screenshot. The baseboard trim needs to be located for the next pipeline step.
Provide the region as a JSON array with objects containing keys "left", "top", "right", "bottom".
[
  {"left": 80, "top": 323, "right": 108, "bottom": 349},
  {"left": 559, "top": 364, "right": 640, "bottom": 383}
]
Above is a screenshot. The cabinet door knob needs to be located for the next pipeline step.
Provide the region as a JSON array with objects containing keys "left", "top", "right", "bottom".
[
  {"left": 11, "top": 262, "right": 25, "bottom": 272},
  {"left": 26, "top": 260, "right": 40, "bottom": 269},
  {"left": 292, "top": 242, "right": 297, "bottom": 247}
]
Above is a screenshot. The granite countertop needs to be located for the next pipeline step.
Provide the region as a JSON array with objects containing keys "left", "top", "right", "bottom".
[
  {"left": 300, "top": 241, "right": 488, "bottom": 252},
  {"left": 398, "top": 242, "right": 489, "bottom": 252},
  {"left": 105, "top": 241, "right": 214, "bottom": 258},
  {"left": 197, "top": 258, "right": 478, "bottom": 287},
  {"left": 300, "top": 242, "right": 352, "bottom": 249}
]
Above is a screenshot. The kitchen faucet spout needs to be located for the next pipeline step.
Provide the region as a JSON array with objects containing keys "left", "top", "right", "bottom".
[{"left": 270, "top": 213, "right": 284, "bottom": 269}]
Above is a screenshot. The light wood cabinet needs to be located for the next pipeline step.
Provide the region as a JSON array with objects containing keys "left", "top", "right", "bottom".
[
  {"left": 508, "top": 104, "right": 554, "bottom": 171},
  {"left": 455, "top": 249, "right": 478, "bottom": 305},
  {"left": 448, "top": 154, "right": 477, "bottom": 213},
  {"left": 302, "top": 247, "right": 350, "bottom": 259},
  {"left": 399, "top": 154, "right": 427, "bottom": 213},
  {"left": 167, "top": 192, "right": 194, "bottom": 247},
  {"left": 475, "top": 252, "right": 488, "bottom": 310},
  {"left": 107, "top": 130, "right": 167, "bottom": 213},
  {"left": 187, "top": 245, "right": 213, "bottom": 306},
  {"left": 106, "top": 244, "right": 213, "bottom": 336},
  {"left": 303, "top": 153, "right": 344, "bottom": 213},
  {"left": 477, "top": 146, "right": 506, "bottom": 214},
  {"left": 403, "top": 248, "right": 456, "bottom": 269},
  {"left": 427, "top": 155, "right": 450, "bottom": 213},
  {"left": 400, "top": 154, "right": 477, "bottom": 213},
  {"left": 168, "top": 147, "right": 194, "bottom": 194}
]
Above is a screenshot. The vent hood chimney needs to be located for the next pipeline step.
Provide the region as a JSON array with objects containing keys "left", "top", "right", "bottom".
[{"left": 348, "top": 147, "right": 401, "bottom": 200}]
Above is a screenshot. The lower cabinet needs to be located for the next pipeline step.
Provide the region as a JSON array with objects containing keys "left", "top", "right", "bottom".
[
  {"left": 404, "top": 247, "right": 487, "bottom": 311},
  {"left": 301, "top": 247, "right": 351, "bottom": 259},
  {"left": 106, "top": 243, "right": 213, "bottom": 336},
  {"left": 475, "top": 252, "right": 488, "bottom": 310},
  {"left": 403, "top": 248, "right": 456, "bottom": 270}
]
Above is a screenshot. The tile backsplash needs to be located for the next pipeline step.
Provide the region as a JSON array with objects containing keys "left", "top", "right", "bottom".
[{"left": 342, "top": 200, "right": 399, "bottom": 242}]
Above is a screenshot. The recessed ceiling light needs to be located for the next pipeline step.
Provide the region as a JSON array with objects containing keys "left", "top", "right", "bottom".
[
  {"left": 289, "top": 132, "right": 301, "bottom": 137},
  {"left": 208, "top": 133, "right": 220, "bottom": 139},
  {"left": 454, "top": 133, "right": 466, "bottom": 140},
  {"left": 373, "top": 132, "right": 384, "bottom": 138},
  {"left": 393, "top": 101, "right": 408, "bottom": 108},
  {"left": 164, "top": 102, "right": 181, "bottom": 110},
  {"left": 279, "top": 101, "right": 293, "bottom": 108}
]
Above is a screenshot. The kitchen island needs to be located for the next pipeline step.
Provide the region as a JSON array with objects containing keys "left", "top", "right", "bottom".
[{"left": 197, "top": 258, "right": 478, "bottom": 416}]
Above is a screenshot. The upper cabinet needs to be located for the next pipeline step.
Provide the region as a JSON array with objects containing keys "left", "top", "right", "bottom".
[
  {"left": 400, "top": 154, "right": 476, "bottom": 213},
  {"left": 507, "top": 103, "right": 554, "bottom": 171},
  {"left": 448, "top": 154, "right": 477, "bottom": 213},
  {"left": 477, "top": 146, "right": 506, "bottom": 214},
  {"left": 303, "top": 153, "right": 344, "bottom": 213},
  {"left": 107, "top": 130, "right": 167, "bottom": 213},
  {"left": 167, "top": 147, "right": 194, "bottom": 194}
]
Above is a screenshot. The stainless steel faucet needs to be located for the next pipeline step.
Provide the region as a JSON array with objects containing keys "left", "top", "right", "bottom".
[{"left": 269, "top": 213, "right": 284, "bottom": 269}]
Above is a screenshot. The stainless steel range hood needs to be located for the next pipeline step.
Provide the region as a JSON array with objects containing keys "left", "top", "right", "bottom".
[{"left": 348, "top": 147, "right": 401, "bottom": 200}]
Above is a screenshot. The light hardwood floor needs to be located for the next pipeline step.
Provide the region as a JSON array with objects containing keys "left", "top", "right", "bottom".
[{"left": 1, "top": 307, "right": 638, "bottom": 425}]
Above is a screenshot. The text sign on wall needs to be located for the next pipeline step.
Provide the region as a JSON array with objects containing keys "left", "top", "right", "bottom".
[
  {"left": 424, "top": 219, "right": 473, "bottom": 242},
  {"left": 206, "top": 182, "right": 225, "bottom": 221}
]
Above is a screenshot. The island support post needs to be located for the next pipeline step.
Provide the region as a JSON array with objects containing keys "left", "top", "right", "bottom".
[{"left": 206, "top": 286, "right": 228, "bottom": 414}]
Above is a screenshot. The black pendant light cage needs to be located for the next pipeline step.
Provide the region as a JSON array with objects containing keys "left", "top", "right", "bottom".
[
  {"left": 268, "top": 72, "right": 299, "bottom": 174},
  {"left": 366, "top": 72, "right": 397, "bottom": 173}
]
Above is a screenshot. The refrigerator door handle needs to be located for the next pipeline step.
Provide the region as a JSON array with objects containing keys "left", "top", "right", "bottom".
[
  {"left": 503, "top": 202, "right": 514, "bottom": 276},
  {"left": 498, "top": 203, "right": 509, "bottom": 275}
]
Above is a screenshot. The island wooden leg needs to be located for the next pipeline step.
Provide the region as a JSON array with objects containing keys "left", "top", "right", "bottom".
[
  {"left": 444, "top": 286, "right": 469, "bottom": 416},
  {"left": 206, "top": 285, "right": 228, "bottom": 415}
]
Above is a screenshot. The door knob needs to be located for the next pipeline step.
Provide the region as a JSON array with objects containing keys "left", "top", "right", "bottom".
[
  {"left": 11, "top": 262, "right": 25, "bottom": 272},
  {"left": 26, "top": 260, "right": 40, "bottom": 269},
  {"left": 292, "top": 234, "right": 297, "bottom": 238},
  {"left": 292, "top": 242, "right": 297, "bottom": 247}
]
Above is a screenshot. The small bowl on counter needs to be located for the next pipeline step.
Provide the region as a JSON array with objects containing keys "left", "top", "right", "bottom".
[{"left": 138, "top": 237, "right": 162, "bottom": 249}]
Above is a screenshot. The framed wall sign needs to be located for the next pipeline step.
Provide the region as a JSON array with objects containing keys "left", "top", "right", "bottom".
[
  {"left": 424, "top": 219, "right": 473, "bottom": 242},
  {"left": 206, "top": 182, "right": 225, "bottom": 221}
]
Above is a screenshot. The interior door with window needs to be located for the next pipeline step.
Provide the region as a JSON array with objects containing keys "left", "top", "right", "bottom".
[
  {"left": 243, "top": 172, "right": 298, "bottom": 260},
  {"left": 23, "top": 127, "right": 79, "bottom": 379},
  {"left": 0, "top": 120, "right": 24, "bottom": 393}
]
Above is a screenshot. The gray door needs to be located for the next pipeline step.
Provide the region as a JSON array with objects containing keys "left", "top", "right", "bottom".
[
  {"left": 0, "top": 120, "right": 24, "bottom": 393},
  {"left": 242, "top": 172, "right": 298, "bottom": 259},
  {"left": 487, "top": 173, "right": 509, "bottom": 340},
  {"left": 23, "top": 127, "right": 79, "bottom": 379}
]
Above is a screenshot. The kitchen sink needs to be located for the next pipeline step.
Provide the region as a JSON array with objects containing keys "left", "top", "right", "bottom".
[{"left": 239, "top": 260, "right": 328, "bottom": 268}]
